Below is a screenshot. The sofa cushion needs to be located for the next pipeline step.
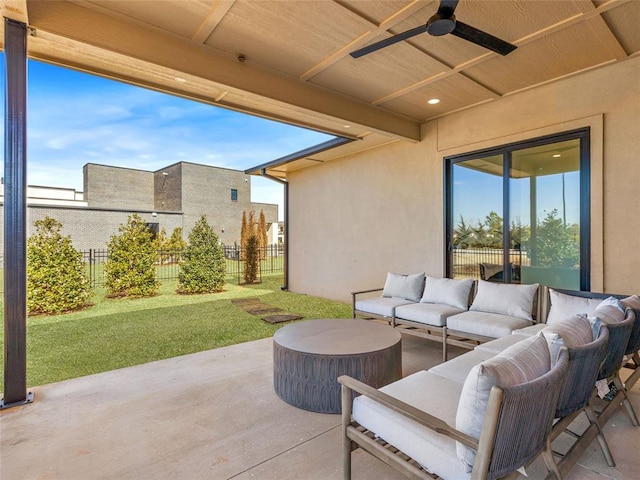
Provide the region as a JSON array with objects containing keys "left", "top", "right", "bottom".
[
  {"left": 547, "top": 289, "right": 602, "bottom": 324},
  {"left": 382, "top": 272, "right": 425, "bottom": 302},
  {"left": 395, "top": 302, "right": 464, "bottom": 327},
  {"left": 474, "top": 333, "right": 531, "bottom": 354},
  {"left": 469, "top": 280, "right": 538, "bottom": 321},
  {"left": 512, "top": 323, "right": 546, "bottom": 337},
  {"left": 447, "top": 311, "right": 532, "bottom": 339},
  {"left": 456, "top": 334, "right": 551, "bottom": 470},
  {"left": 421, "top": 277, "right": 474, "bottom": 310},
  {"left": 355, "top": 297, "right": 413, "bottom": 318},
  {"left": 352, "top": 371, "right": 469, "bottom": 479},
  {"left": 429, "top": 349, "right": 495, "bottom": 384}
]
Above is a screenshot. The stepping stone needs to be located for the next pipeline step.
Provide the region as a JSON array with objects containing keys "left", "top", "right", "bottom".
[
  {"left": 246, "top": 307, "right": 284, "bottom": 315},
  {"left": 261, "top": 314, "right": 304, "bottom": 324}
]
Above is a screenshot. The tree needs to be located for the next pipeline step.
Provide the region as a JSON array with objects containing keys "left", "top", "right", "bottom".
[
  {"left": 105, "top": 214, "right": 159, "bottom": 298},
  {"left": 167, "top": 227, "right": 186, "bottom": 263},
  {"left": 258, "top": 209, "right": 268, "bottom": 260},
  {"left": 154, "top": 227, "right": 170, "bottom": 264},
  {"left": 243, "top": 234, "right": 260, "bottom": 284},
  {"left": 534, "top": 209, "right": 579, "bottom": 268},
  {"left": 240, "top": 210, "right": 249, "bottom": 260},
  {"left": 177, "top": 215, "right": 226, "bottom": 294},
  {"left": 453, "top": 216, "right": 474, "bottom": 249},
  {"left": 27, "top": 217, "right": 91, "bottom": 315}
]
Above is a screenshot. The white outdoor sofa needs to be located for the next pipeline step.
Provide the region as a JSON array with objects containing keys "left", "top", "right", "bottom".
[
  {"left": 341, "top": 290, "right": 640, "bottom": 479},
  {"left": 353, "top": 273, "right": 541, "bottom": 361}
]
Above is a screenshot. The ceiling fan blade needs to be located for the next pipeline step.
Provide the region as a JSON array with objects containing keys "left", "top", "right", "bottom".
[
  {"left": 350, "top": 24, "right": 428, "bottom": 58},
  {"left": 451, "top": 21, "right": 517, "bottom": 55},
  {"left": 437, "top": 0, "right": 459, "bottom": 17}
]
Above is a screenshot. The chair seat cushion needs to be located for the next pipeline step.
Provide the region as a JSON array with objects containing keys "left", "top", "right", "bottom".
[
  {"left": 428, "top": 349, "right": 495, "bottom": 384},
  {"left": 512, "top": 323, "right": 547, "bottom": 337},
  {"left": 395, "top": 303, "right": 464, "bottom": 327},
  {"left": 352, "top": 371, "right": 470, "bottom": 479},
  {"left": 355, "top": 297, "right": 414, "bottom": 318},
  {"left": 474, "top": 334, "right": 531, "bottom": 354},
  {"left": 447, "top": 311, "right": 532, "bottom": 339}
]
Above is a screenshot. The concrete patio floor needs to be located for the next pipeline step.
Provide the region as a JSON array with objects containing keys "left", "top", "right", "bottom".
[{"left": 2, "top": 332, "right": 639, "bottom": 479}]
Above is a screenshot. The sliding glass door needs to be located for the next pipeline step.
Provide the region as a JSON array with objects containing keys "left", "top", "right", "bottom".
[{"left": 446, "top": 129, "right": 590, "bottom": 290}]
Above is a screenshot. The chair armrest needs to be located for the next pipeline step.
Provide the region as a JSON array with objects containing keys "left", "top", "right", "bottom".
[
  {"left": 338, "top": 375, "right": 478, "bottom": 449},
  {"left": 351, "top": 287, "right": 384, "bottom": 297}
]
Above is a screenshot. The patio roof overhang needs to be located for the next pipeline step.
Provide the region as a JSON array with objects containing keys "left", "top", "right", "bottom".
[{"left": 2, "top": 1, "right": 637, "bottom": 180}]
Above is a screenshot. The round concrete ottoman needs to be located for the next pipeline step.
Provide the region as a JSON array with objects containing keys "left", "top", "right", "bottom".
[{"left": 273, "top": 319, "right": 402, "bottom": 414}]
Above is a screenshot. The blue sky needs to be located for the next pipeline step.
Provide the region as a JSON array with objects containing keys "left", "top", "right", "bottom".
[{"left": 0, "top": 55, "right": 335, "bottom": 220}]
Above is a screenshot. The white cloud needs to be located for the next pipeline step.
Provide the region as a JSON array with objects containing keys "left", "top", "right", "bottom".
[{"left": 1, "top": 57, "right": 334, "bottom": 203}]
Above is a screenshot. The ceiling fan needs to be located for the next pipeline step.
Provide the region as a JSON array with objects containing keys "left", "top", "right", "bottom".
[{"left": 350, "top": 0, "right": 517, "bottom": 59}]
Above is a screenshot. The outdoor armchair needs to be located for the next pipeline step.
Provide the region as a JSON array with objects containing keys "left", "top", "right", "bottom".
[{"left": 339, "top": 335, "right": 570, "bottom": 480}]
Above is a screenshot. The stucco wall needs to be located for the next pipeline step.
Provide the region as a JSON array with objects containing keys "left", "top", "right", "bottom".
[{"left": 288, "top": 56, "right": 640, "bottom": 302}]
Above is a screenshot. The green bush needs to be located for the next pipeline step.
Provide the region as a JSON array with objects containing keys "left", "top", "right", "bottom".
[
  {"left": 27, "top": 217, "right": 91, "bottom": 315},
  {"left": 167, "top": 227, "right": 186, "bottom": 263},
  {"left": 243, "top": 234, "right": 260, "bottom": 284},
  {"left": 154, "top": 226, "right": 186, "bottom": 264},
  {"left": 177, "top": 215, "right": 226, "bottom": 294},
  {"left": 105, "top": 214, "right": 159, "bottom": 298}
]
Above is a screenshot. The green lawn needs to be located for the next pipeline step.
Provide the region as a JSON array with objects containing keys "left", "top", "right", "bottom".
[{"left": 0, "top": 275, "right": 351, "bottom": 391}]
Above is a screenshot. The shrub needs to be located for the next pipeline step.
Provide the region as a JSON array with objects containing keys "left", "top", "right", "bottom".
[
  {"left": 105, "top": 214, "right": 159, "bottom": 298},
  {"left": 27, "top": 217, "right": 91, "bottom": 315},
  {"left": 167, "top": 227, "right": 186, "bottom": 263},
  {"left": 243, "top": 234, "right": 260, "bottom": 284},
  {"left": 258, "top": 209, "right": 268, "bottom": 260},
  {"left": 177, "top": 215, "right": 226, "bottom": 294},
  {"left": 154, "top": 227, "right": 170, "bottom": 264}
]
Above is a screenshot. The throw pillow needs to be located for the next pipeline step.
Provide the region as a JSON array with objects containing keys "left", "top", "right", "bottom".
[
  {"left": 381, "top": 272, "right": 425, "bottom": 302},
  {"left": 455, "top": 334, "right": 550, "bottom": 470},
  {"left": 546, "top": 289, "right": 602, "bottom": 325},
  {"left": 469, "top": 280, "right": 539, "bottom": 321},
  {"left": 621, "top": 295, "right": 640, "bottom": 311},
  {"left": 541, "top": 315, "right": 598, "bottom": 364},
  {"left": 420, "top": 276, "right": 474, "bottom": 310},
  {"left": 593, "top": 297, "right": 625, "bottom": 324}
]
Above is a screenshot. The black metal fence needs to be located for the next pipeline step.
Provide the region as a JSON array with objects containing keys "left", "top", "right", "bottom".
[
  {"left": 452, "top": 248, "right": 527, "bottom": 280},
  {"left": 81, "top": 244, "right": 284, "bottom": 287}
]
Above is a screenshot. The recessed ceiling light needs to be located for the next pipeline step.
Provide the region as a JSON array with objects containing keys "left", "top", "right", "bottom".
[
  {"left": 428, "top": 98, "right": 440, "bottom": 105},
  {"left": 174, "top": 77, "right": 187, "bottom": 83},
  {"left": 343, "top": 124, "right": 351, "bottom": 129},
  {"left": 553, "top": 154, "right": 561, "bottom": 158}
]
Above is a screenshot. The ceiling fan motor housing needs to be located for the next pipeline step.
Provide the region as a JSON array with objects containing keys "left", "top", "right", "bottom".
[{"left": 427, "top": 14, "right": 456, "bottom": 36}]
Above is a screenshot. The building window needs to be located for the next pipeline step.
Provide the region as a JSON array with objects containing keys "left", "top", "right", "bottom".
[
  {"left": 231, "top": 189, "right": 238, "bottom": 202},
  {"left": 445, "top": 128, "right": 590, "bottom": 291}
]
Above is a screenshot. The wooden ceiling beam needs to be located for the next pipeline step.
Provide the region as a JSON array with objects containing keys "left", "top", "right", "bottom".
[
  {"left": 192, "top": 0, "right": 235, "bottom": 44},
  {"left": 299, "top": 0, "right": 432, "bottom": 81},
  {"left": 25, "top": 0, "right": 420, "bottom": 142}
]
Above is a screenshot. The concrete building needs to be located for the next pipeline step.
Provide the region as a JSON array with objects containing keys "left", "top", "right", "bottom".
[{"left": 0, "top": 162, "right": 278, "bottom": 252}]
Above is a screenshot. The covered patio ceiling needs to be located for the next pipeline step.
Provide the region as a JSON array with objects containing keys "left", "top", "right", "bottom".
[{"left": 1, "top": 0, "right": 638, "bottom": 179}]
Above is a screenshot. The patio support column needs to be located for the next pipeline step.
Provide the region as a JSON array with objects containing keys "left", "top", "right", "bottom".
[
  {"left": 2, "top": 18, "right": 33, "bottom": 409},
  {"left": 260, "top": 169, "right": 288, "bottom": 291}
]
